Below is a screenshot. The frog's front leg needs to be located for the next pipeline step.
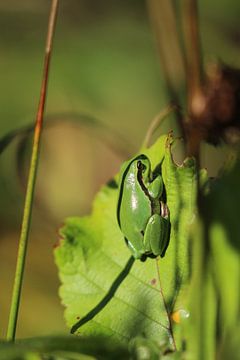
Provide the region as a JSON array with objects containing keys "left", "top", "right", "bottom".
[
  {"left": 146, "top": 175, "right": 163, "bottom": 199},
  {"left": 143, "top": 213, "right": 170, "bottom": 257}
]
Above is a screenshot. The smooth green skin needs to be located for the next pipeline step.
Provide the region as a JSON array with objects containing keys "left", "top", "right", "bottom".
[{"left": 117, "top": 155, "right": 170, "bottom": 260}]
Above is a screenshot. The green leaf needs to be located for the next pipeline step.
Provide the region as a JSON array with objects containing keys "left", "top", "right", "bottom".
[
  {"left": 0, "top": 336, "right": 128, "bottom": 360},
  {"left": 184, "top": 219, "right": 217, "bottom": 360},
  {"left": 54, "top": 134, "right": 198, "bottom": 349},
  {"left": 184, "top": 157, "right": 240, "bottom": 359},
  {"left": 160, "top": 135, "right": 197, "bottom": 301},
  {"left": 207, "top": 159, "right": 240, "bottom": 332}
]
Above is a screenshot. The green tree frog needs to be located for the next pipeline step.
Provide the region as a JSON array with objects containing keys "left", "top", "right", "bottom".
[{"left": 117, "top": 154, "right": 170, "bottom": 260}]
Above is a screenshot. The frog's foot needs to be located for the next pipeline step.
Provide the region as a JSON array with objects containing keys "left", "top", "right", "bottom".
[
  {"left": 160, "top": 201, "right": 169, "bottom": 218},
  {"left": 125, "top": 238, "right": 145, "bottom": 260}
]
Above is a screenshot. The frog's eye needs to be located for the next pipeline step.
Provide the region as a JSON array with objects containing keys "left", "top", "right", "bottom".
[{"left": 137, "top": 161, "right": 146, "bottom": 172}]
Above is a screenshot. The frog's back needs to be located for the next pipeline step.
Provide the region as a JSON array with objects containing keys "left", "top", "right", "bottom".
[{"left": 118, "top": 160, "right": 151, "bottom": 235}]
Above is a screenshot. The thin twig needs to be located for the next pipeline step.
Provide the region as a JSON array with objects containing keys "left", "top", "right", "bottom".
[
  {"left": 6, "top": 0, "right": 59, "bottom": 342},
  {"left": 142, "top": 104, "right": 178, "bottom": 148}
]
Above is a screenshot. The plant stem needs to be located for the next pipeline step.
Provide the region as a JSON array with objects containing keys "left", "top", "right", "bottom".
[
  {"left": 146, "top": 0, "right": 186, "bottom": 137},
  {"left": 6, "top": 0, "right": 59, "bottom": 342},
  {"left": 181, "top": 0, "right": 203, "bottom": 158},
  {"left": 182, "top": 0, "right": 203, "bottom": 110}
]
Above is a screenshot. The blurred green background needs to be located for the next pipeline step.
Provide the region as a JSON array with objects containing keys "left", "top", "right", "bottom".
[{"left": 0, "top": 0, "right": 240, "bottom": 339}]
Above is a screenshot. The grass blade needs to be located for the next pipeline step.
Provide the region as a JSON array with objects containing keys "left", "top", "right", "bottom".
[{"left": 6, "top": 0, "right": 59, "bottom": 341}]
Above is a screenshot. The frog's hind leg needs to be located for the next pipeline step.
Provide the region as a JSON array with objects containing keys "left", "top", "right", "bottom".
[
  {"left": 144, "top": 214, "right": 170, "bottom": 257},
  {"left": 142, "top": 229, "right": 151, "bottom": 254}
]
